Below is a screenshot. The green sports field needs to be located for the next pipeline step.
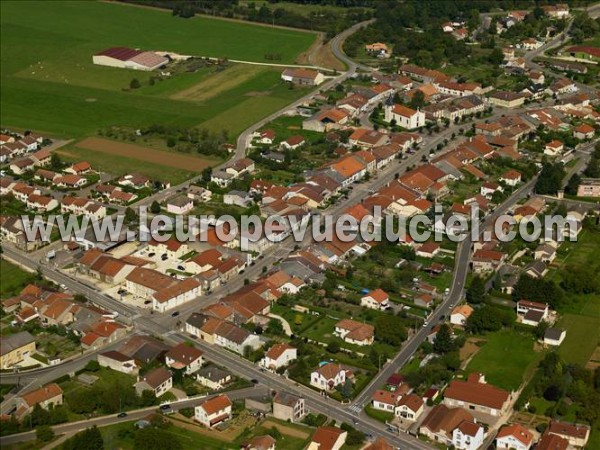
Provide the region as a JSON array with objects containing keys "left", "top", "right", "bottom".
[{"left": 0, "top": 1, "right": 315, "bottom": 138}]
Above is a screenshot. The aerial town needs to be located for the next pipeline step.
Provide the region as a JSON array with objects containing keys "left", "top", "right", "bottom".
[{"left": 0, "top": 1, "right": 599, "bottom": 449}]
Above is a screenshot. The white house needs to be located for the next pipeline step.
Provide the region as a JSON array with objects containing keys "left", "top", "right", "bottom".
[
  {"left": 544, "top": 140, "right": 564, "bottom": 156},
  {"left": 480, "top": 181, "right": 503, "bottom": 198},
  {"left": 166, "top": 196, "right": 194, "bottom": 215},
  {"left": 395, "top": 394, "right": 424, "bottom": 421},
  {"left": 450, "top": 305, "right": 474, "bottom": 326},
  {"left": 500, "top": 170, "right": 522, "bottom": 186},
  {"left": 194, "top": 394, "right": 232, "bottom": 428},
  {"left": 544, "top": 328, "right": 566, "bottom": 346},
  {"left": 452, "top": 421, "right": 485, "bottom": 450},
  {"left": 134, "top": 367, "right": 172, "bottom": 398},
  {"left": 259, "top": 343, "right": 297, "bottom": 371},
  {"left": 516, "top": 300, "right": 549, "bottom": 319},
  {"left": 384, "top": 104, "right": 426, "bottom": 130},
  {"left": 496, "top": 424, "right": 534, "bottom": 450},
  {"left": 310, "top": 363, "right": 346, "bottom": 391},
  {"left": 360, "top": 288, "right": 390, "bottom": 310},
  {"left": 371, "top": 390, "right": 401, "bottom": 413}
]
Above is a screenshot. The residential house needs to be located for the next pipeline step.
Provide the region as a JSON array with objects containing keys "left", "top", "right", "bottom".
[
  {"left": 97, "top": 350, "right": 139, "bottom": 375},
  {"left": 536, "top": 433, "right": 569, "bottom": 450},
  {"left": 574, "top": 123, "right": 595, "bottom": 140},
  {"left": 194, "top": 394, "right": 232, "bottom": 427},
  {"left": 195, "top": 366, "right": 232, "bottom": 390},
  {"left": 371, "top": 390, "right": 402, "bottom": 413},
  {"left": 453, "top": 421, "right": 485, "bottom": 450},
  {"left": 543, "top": 328, "right": 566, "bottom": 346},
  {"left": 500, "top": 169, "right": 522, "bottom": 186},
  {"left": 419, "top": 404, "right": 481, "bottom": 448},
  {"left": 334, "top": 319, "right": 374, "bottom": 346},
  {"left": 166, "top": 196, "right": 194, "bottom": 215},
  {"left": 472, "top": 249, "right": 506, "bottom": 273},
  {"left": 360, "top": 289, "right": 390, "bottom": 310},
  {"left": 416, "top": 242, "right": 440, "bottom": 258},
  {"left": 547, "top": 420, "right": 590, "bottom": 448},
  {"left": 307, "top": 427, "right": 347, "bottom": 450},
  {"left": 11, "top": 383, "right": 63, "bottom": 420},
  {"left": 450, "top": 305, "right": 474, "bottom": 326},
  {"left": 496, "top": 423, "right": 534, "bottom": 450},
  {"left": 65, "top": 161, "right": 91, "bottom": 175},
  {"left": 280, "top": 135, "right": 306, "bottom": 150},
  {"left": 187, "top": 185, "right": 212, "bottom": 202},
  {"left": 0, "top": 331, "right": 36, "bottom": 369},
  {"left": 260, "top": 343, "right": 297, "bottom": 371},
  {"left": 516, "top": 300, "right": 549, "bottom": 319},
  {"left": 544, "top": 140, "right": 564, "bottom": 156},
  {"left": 241, "top": 435, "right": 276, "bottom": 450},
  {"left": 273, "top": 391, "right": 306, "bottom": 422},
  {"left": 134, "top": 367, "right": 172, "bottom": 397},
  {"left": 396, "top": 393, "right": 424, "bottom": 421},
  {"left": 165, "top": 343, "right": 204, "bottom": 375},
  {"left": 310, "top": 363, "right": 346, "bottom": 391}
]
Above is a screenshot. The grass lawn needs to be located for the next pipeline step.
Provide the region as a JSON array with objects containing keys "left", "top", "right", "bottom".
[
  {"left": 466, "top": 330, "right": 544, "bottom": 391},
  {"left": 556, "top": 314, "right": 600, "bottom": 365},
  {"left": 1, "top": 1, "right": 315, "bottom": 138},
  {"left": 0, "top": 258, "right": 35, "bottom": 299}
]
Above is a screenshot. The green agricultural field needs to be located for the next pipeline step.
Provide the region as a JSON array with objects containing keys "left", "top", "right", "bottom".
[
  {"left": 466, "top": 330, "right": 544, "bottom": 391},
  {"left": 0, "top": 1, "right": 315, "bottom": 139},
  {"left": 557, "top": 314, "right": 600, "bottom": 365}
]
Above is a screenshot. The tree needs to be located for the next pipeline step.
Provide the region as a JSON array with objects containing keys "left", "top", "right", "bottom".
[
  {"left": 150, "top": 201, "right": 161, "bottom": 214},
  {"left": 488, "top": 47, "right": 504, "bottom": 66},
  {"left": 50, "top": 153, "right": 63, "bottom": 170},
  {"left": 375, "top": 315, "right": 407, "bottom": 346},
  {"left": 36, "top": 425, "right": 54, "bottom": 442},
  {"left": 84, "top": 360, "right": 100, "bottom": 372},
  {"left": 466, "top": 305, "right": 514, "bottom": 334},
  {"left": 535, "top": 163, "right": 565, "bottom": 195},
  {"left": 433, "top": 324, "right": 455, "bottom": 354},
  {"left": 410, "top": 90, "right": 425, "bottom": 109},
  {"left": 124, "top": 207, "right": 138, "bottom": 224},
  {"left": 130, "top": 78, "right": 141, "bottom": 89},
  {"left": 266, "top": 319, "right": 284, "bottom": 336},
  {"left": 466, "top": 276, "right": 486, "bottom": 304},
  {"left": 565, "top": 173, "right": 581, "bottom": 195},
  {"left": 140, "top": 389, "right": 156, "bottom": 407},
  {"left": 326, "top": 341, "right": 340, "bottom": 354},
  {"left": 512, "top": 275, "right": 564, "bottom": 309},
  {"left": 201, "top": 167, "right": 212, "bottom": 183},
  {"left": 62, "top": 426, "right": 104, "bottom": 450},
  {"left": 534, "top": 320, "right": 549, "bottom": 340}
]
